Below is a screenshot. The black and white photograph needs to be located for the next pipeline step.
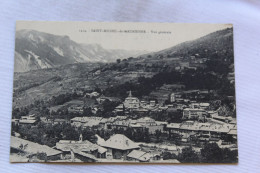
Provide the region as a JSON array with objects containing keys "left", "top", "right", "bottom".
[{"left": 10, "top": 21, "right": 237, "bottom": 163}]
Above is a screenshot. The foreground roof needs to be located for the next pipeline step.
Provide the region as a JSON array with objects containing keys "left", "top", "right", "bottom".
[
  {"left": 56, "top": 140, "right": 98, "bottom": 152},
  {"left": 101, "top": 134, "right": 139, "bottom": 150},
  {"left": 127, "top": 150, "right": 146, "bottom": 159},
  {"left": 10, "top": 136, "right": 62, "bottom": 157},
  {"left": 153, "top": 159, "right": 180, "bottom": 163},
  {"left": 72, "top": 150, "right": 97, "bottom": 161}
]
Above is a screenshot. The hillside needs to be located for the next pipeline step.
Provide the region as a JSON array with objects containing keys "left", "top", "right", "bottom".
[
  {"left": 100, "top": 28, "right": 234, "bottom": 74},
  {"left": 155, "top": 28, "right": 233, "bottom": 59},
  {"left": 12, "top": 28, "right": 234, "bottom": 108},
  {"left": 135, "top": 28, "right": 233, "bottom": 61}
]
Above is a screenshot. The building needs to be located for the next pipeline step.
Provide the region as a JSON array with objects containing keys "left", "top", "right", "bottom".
[
  {"left": 11, "top": 119, "right": 19, "bottom": 126},
  {"left": 127, "top": 150, "right": 161, "bottom": 162},
  {"left": 53, "top": 119, "right": 69, "bottom": 125},
  {"left": 134, "top": 117, "right": 164, "bottom": 134},
  {"left": 19, "top": 114, "right": 37, "bottom": 126},
  {"left": 170, "top": 93, "right": 175, "bottom": 102},
  {"left": 123, "top": 91, "right": 140, "bottom": 109},
  {"left": 167, "top": 123, "right": 181, "bottom": 134},
  {"left": 68, "top": 105, "right": 84, "bottom": 114},
  {"left": 126, "top": 150, "right": 147, "bottom": 162},
  {"left": 149, "top": 100, "right": 156, "bottom": 107},
  {"left": 182, "top": 108, "right": 206, "bottom": 120},
  {"left": 207, "top": 111, "right": 218, "bottom": 117},
  {"left": 85, "top": 91, "right": 100, "bottom": 98},
  {"left": 166, "top": 120, "right": 237, "bottom": 144},
  {"left": 107, "top": 119, "right": 131, "bottom": 130},
  {"left": 199, "top": 103, "right": 210, "bottom": 109},
  {"left": 153, "top": 159, "right": 180, "bottom": 163},
  {"left": 114, "top": 104, "right": 124, "bottom": 112},
  {"left": 101, "top": 134, "right": 140, "bottom": 160},
  {"left": 211, "top": 115, "right": 233, "bottom": 123},
  {"left": 70, "top": 116, "right": 103, "bottom": 128},
  {"left": 97, "top": 94, "right": 120, "bottom": 104},
  {"left": 55, "top": 134, "right": 107, "bottom": 160},
  {"left": 10, "top": 136, "right": 62, "bottom": 162},
  {"left": 40, "top": 117, "right": 52, "bottom": 124}
]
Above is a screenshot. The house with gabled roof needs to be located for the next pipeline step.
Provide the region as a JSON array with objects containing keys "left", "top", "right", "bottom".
[
  {"left": 55, "top": 134, "right": 107, "bottom": 161},
  {"left": 127, "top": 150, "right": 146, "bottom": 162},
  {"left": 101, "top": 134, "right": 140, "bottom": 160},
  {"left": 127, "top": 150, "right": 161, "bottom": 162}
]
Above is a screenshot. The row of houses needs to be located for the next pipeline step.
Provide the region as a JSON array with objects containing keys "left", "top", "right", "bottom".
[
  {"left": 114, "top": 90, "right": 212, "bottom": 115},
  {"left": 10, "top": 133, "right": 176, "bottom": 163},
  {"left": 70, "top": 116, "right": 165, "bottom": 134},
  {"left": 167, "top": 120, "right": 237, "bottom": 143},
  {"left": 69, "top": 114, "right": 237, "bottom": 141}
]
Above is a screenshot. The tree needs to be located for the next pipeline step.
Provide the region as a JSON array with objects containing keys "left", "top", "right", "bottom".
[
  {"left": 83, "top": 107, "right": 93, "bottom": 116},
  {"left": 162, "top": 152, "right": 177, "bottom": 160},
  {"left": 116, "top": 59, "right": 121, "bottom": 64},
  {"left": 201, "top": 142, "right": 238, "bottom": 163},
  {"left": 102, "top": 99, "right": 119, "bottom": 113},
  {"left": 82, "top": 128, "right": 97, "bottom": 143},
  {"left": 62, "top": 124, "right": 79, "bottom": 141},
  {"left": 201, "top": 142, "right": 223, "bottom": 163},
  {"left": 178, "top": 146, "right": 200, "bottom": 163},
  {"left": 222, "top": 148, "right": 238, "bottom": 163},
  {"left": 124, "top": 127, "right": 133, "bottom": 139},
  {"left": 143, "top": 128, "right": 151, "bottom": 143},
  {"left": 168, "top": 133, "right": 182, "bottom": 146},
  {"left": 155, "top": 130, "right": 162, "bottom": 143}
]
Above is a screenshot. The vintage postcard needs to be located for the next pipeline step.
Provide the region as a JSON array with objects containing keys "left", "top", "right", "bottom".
[{"left": 10, "top": 21, "right": 237, "bottom": 163}]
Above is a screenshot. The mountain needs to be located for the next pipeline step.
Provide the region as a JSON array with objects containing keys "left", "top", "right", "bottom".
[
  {"left": 14, "top": 30, "right": 147, "bottom": 72},
  {"left": 12, "top": 28, "right": 234, "bottom": 108}
]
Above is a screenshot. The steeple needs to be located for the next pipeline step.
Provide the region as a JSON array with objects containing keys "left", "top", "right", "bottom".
[
  {"left": 79, "top": 134, "right": 83, "bottom": 142},
  {"left": 129, "top": 90, "right": 132, "bottom": 97}
]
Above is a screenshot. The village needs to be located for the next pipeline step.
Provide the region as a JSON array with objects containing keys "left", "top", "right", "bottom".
[{"left": 11, "top": 86, "right": 237, "bottom": 163}]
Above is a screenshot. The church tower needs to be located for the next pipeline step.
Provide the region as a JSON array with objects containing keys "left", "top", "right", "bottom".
[{"left": 129, "top": 90, "right": 132, "bottom": 97}]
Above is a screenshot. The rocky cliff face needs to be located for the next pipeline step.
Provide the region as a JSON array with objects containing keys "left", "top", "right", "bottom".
[{"left": 14, "top": 30, "right": 147, "bottom": 72}]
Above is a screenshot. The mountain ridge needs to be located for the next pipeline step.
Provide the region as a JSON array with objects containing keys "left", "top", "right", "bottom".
[
  {"left": 14, "top": 29, "right": 148, "bottom": 72},
  {"left": 12, "top": 28, "right": 234, "bottom": 108}
]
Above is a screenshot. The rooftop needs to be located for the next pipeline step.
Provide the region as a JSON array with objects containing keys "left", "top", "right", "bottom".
[
  {"left": 82, "top": 119, "right": 101, "bottom": 127},
  {"left": 153, "top": 159, "right": 180, "bottom": 163},
  {"left": 56, "top": 139, "right": 99, "bottom": 152},
  {"left": 101, "top": 134, "right": 139, "bottom": 150},
  {"left": 19, "top": 119, "right": 37, "bottom": 124},
  {"left": 10, "top": 136, "right": 62, "bottom": 157},
  {"left": 95, "top": 134, "right": 105, "bottom": 146},
  {"left": 228, "top": 129, "right": 237, "bottom": 135},
  {"left": 167, "top": 123, "right": 181, "bottom": 129},
  {"left": 127, "top": 150, "right": 146, "bottom": 160},
  {"left": 71, "top": 116, "right": 103, "bottom": 123}
]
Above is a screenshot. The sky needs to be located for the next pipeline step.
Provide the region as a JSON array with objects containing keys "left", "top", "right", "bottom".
[{"left": 16, "top": 21, "right": 232, "bottom": 52}]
